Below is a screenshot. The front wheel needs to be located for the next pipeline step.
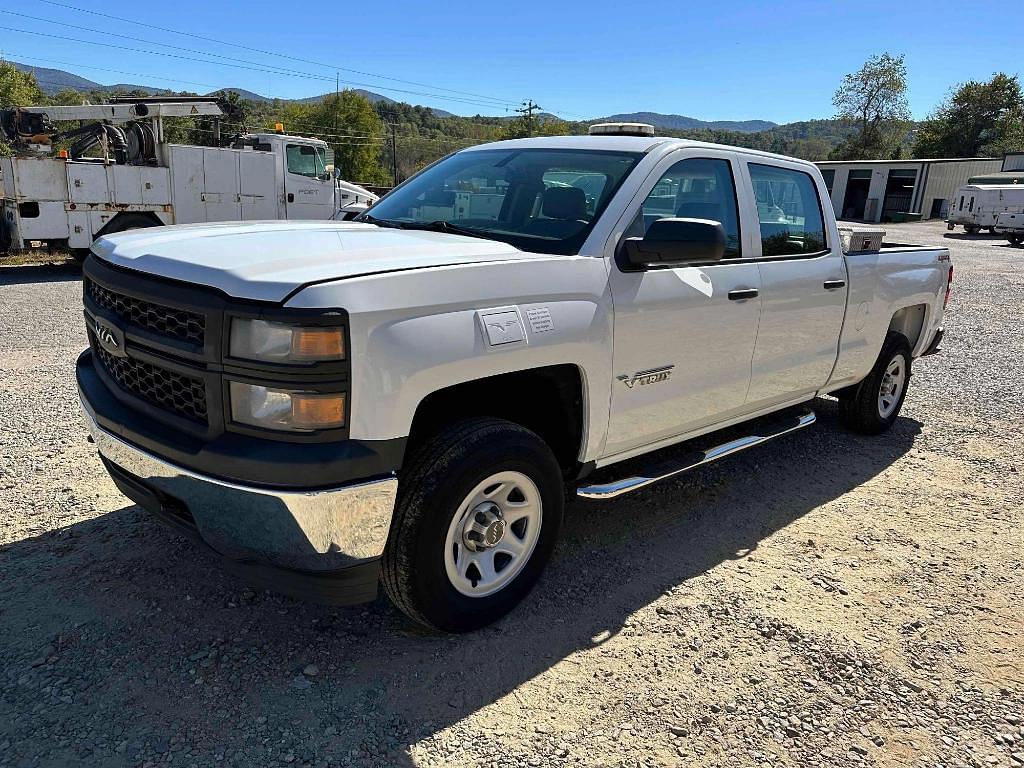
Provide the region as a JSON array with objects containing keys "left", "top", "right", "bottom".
[
  {"left": 839, "top": 332, "right": 912, "bottom": 435},
  {"left": 381, "top": 417, "right": 564, "bottom": 633},
  {"left": 1009, "top": 235, "right": 1022, "bottom": 246}
]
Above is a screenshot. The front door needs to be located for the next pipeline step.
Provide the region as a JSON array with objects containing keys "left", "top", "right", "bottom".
[
  {"left": 604, "top": 153, "right": 763, "bottom": 459},
  {"left": 284, "top": 143, "right": 336, "bottom": 220},
  {"left": 743, "top": 161, "right": 847, "bottom": 408}
]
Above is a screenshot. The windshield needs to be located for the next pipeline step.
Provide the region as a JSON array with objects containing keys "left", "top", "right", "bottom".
[{"left": 363, "top": 148, "right": 643, "bottom": 255}]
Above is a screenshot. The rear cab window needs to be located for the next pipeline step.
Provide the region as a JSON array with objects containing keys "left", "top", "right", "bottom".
[{"left": 748, "top": 163, "right": 827, "bottom": 257}]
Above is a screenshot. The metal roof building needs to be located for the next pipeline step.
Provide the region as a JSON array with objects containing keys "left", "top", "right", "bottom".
[{"left": 814, "top": 155, "right": 1014, "bottom": 223}]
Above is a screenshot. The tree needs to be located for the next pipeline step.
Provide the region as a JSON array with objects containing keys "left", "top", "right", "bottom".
[
  {"left": 0, "top": 61, "right": 44, "bottom": 109},
  {"left": 307, "top": 91, "right": 388, "bottom": 183},
  {"left": 0, "top": 61, "right": 46, "bottom": 156},
  {"left": 913, "top": 73, "right": 1024, "bottom": 158},
  {"left": 829, "top": 53, "right": 911, "bottom": 160}
]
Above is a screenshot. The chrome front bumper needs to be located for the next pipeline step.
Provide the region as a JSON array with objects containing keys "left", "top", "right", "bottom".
[{"left": 80, "top": 396, "right": 398, "bottom": 573}]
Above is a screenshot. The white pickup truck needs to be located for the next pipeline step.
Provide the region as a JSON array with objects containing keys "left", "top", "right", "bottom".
[{"left": 77, "top": 127, "right": 952, "bottom": 632}]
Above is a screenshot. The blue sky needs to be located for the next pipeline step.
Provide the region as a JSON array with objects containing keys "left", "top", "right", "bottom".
[{"left": 2, "top": 0, "right": 1022, "bottom": 124}]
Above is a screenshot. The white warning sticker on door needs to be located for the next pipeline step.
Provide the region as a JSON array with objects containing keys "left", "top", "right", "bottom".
[{"left": 526, "top": 307, "right": 553, "bottom": 333}]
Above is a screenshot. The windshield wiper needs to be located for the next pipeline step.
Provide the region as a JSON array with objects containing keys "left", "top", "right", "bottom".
[
  {"left": 395, "top": 220, "right": 504, "bottom": 243},
  {"left": 356, "top": 213, "right": 402, "bottom": 228}
]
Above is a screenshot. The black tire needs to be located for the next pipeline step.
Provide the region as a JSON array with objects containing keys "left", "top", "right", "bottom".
[
  {"left": 1009, "top": 235, "right": 1022, "bottom": 246},
  {"left": 70, "top": 249, "right": 90, "bottom": 263},
  {"left": 988, "top": 226, "right": 998, "bottom": 234},
  {"left": 839, "top": 332, "right": 912, "bottom": 435},
  {"left": 381, "top": 417, "right": 564, "bottom": 633},
  {"left": 0, "top": 216, "right": 11, "bottom": 254},
  {"left": 965, "top": 224, "right": 979, "bottom": 235}
]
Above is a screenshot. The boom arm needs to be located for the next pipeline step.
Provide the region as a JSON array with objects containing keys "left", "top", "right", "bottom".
[{"left": 16, "top": 101, "right": 223, "bottom": 124}]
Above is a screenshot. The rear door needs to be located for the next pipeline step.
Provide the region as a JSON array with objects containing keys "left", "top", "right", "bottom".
[
  {"left": 604, "top": 150, "right": 763, "bottom": 458},
  {"left": 741, "top": 160, "right": 847, "bottom": 408},
  {"left": 239, "top": 151, "right": 279, "bottom": 220},
  {"left": 202, "top": 148, "right": 242, "bottom": 222}
]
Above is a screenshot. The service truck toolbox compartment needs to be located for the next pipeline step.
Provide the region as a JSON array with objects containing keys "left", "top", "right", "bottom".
[{"left": 838, "top": 225, "right": 885, "bottom": 253}]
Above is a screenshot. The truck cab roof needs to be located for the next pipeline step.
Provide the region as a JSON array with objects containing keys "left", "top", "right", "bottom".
[{"left": 461, "top": 134, "right": 820, "bottom": 169}]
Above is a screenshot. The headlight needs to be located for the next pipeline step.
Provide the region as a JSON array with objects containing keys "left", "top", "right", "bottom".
[
  {"left": 229, "top": 382, "right": 346, "bottom": 432},
  {"left": 229, "top": 319, "right": 346, "bottom": 364}
]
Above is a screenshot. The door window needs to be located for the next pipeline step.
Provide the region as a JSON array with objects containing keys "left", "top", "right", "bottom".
[
  {"left": 628, "top": 157, "right": 741, "bottom": 258},
  {"left": 286, "top": 144, "right": 331, "bottom": 179},
  {"left": 749, "top": 164, "right": 827, "bottom": 256}
]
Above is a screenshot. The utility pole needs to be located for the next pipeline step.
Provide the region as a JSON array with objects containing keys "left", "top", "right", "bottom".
[
  {"left": 516, "top": 100, "right": 542, "bottom": 137},
  {"left": 334, "top": 72, "right": 339, "bottom": 136},
  {"left": 389, "top": 123, "right": 399, "bottom": 187}
]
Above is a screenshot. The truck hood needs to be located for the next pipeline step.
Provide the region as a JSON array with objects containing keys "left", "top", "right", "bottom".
[{"left": 90, "top": 221, "right": 527, "bottom": 302}]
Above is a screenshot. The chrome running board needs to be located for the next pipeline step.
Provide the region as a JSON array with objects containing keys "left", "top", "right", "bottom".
[{"left": 577, "top": 409, "right": 816, "bottom": 500}]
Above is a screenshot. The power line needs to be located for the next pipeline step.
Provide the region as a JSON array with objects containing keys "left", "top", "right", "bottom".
[
  {"left": 10, "top": 53, "right": 229, "bottom": 93},
  {"left": 25, "top": 2, "right": 523, "bottom": 108},
  {"left": 11, "top": 52, "right": 515, "bottom": 144},
  {"left": 0, "top": 20, "right": 521, "bottom": 112}
]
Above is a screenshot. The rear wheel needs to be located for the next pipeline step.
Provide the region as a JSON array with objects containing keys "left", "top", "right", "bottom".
[
  {"left": 0, "top": 217, "right": 11, "bottom": 254},
  {"left": 99, "top": 213, "right": 159, "bottom": 237},
  {"left": 839, "top": 333, "right": 912, "bottom": 435},
  {"left": 381, "top": 417, "right": 564, "bottom": 633},
  {"left": 1010, "top": 235, "right": 1022, "bottom": 246},
  {"left": 75, "top": 214, "right": 159, "bottom": 263}
]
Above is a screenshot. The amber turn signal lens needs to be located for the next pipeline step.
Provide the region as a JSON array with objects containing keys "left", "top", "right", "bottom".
[
  {"left": 291, "top": 393, "right": 346, "bottom": 430},
  {"left": 290, "top": 328, "right": 346, "bottom": 360}
]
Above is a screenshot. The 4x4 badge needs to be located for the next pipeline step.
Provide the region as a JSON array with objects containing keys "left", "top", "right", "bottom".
[{"left": 618, "top": 365, "right": 674, "bottom": 389}]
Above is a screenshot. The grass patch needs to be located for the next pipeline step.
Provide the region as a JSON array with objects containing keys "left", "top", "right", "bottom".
[{"left": 0, "top": 250, "right": 76, "bottom": 268}]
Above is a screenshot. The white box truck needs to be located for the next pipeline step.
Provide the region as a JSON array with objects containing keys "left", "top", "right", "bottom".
[{"left": 0, "top": 99, "right": 377, "bottom": 257}]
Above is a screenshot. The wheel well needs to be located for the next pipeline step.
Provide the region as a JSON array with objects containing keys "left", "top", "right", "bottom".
[
  {"left": 95, "top": 211, "right": 163, "bottom": 239},
  {"left": 888, "top": 305, "right": 926, "bottom": 350},
  {"left": 407, "top": 365, "right": 585, "bottom": 477}
]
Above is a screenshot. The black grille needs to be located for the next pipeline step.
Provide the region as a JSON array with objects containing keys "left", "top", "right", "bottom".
[
  {"left": 86, "top": 278, "right": 205, "bottom": 347},
  {"left": 95, "top": 345, "right": 208, "bottom": 423}
]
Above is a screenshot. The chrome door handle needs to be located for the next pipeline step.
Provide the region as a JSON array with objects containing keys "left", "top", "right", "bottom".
[
  {"left": 727, "top": 288, "right": 759, "bottom": 301},
  {"left": 823, "top": 279, "right": 846, "bottom": 290}
]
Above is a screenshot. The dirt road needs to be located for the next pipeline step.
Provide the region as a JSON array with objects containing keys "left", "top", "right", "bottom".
[{"left": 1, "top": 221, "right": 1021, "bottom": 767}]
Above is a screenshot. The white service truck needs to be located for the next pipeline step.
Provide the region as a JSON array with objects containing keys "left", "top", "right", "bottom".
[
  {"left": 947, "top": 182, "right": 1024, "bottom": 234},
  {"left": 993, "top": 211, "right": 1024, "bottom": 245},
  {"left": 0, "top": 99, "right": 377, "bottom": 257},
  {"left": 77, "top": 125, "right": 952, "bottom": 632}
]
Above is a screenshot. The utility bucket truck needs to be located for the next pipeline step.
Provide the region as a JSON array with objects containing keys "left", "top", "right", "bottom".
[{"left": 0, "top": 97, "right": 377, "bottom": 257}]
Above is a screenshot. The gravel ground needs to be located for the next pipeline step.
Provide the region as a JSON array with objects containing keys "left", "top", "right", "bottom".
[{"left": 1, "top": 220, "right": 1022, "bottom": 768}]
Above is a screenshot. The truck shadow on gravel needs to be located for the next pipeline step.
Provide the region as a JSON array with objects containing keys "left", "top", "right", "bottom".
[
  {"left": 0, "top": 403, "right": 921, "bottom": 766},
  {"left": 0, "top": 261, "right": 81, "bottom": 285}
]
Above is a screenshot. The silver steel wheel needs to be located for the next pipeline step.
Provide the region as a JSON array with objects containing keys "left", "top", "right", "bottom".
[
  {"left": 877, "top": 354, "right": 906, "bottom": 418},
  {"left": 444, "top": 471, "right": 543, "bottom": 598}
]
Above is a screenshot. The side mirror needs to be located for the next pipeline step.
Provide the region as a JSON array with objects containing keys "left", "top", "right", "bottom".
[{"left": 620, "top": 218, "right": 726, "bottom": 269}]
